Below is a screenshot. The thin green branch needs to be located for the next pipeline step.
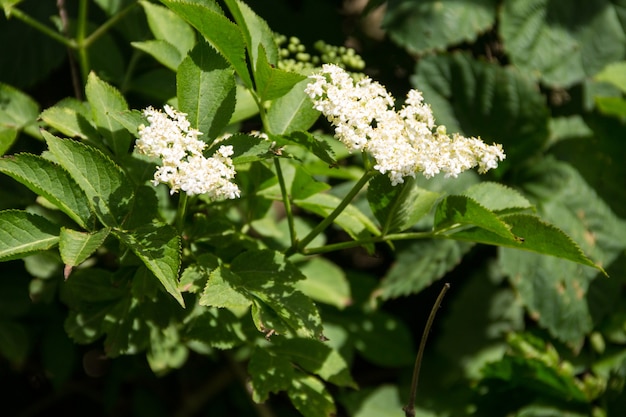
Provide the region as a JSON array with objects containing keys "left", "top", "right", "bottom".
[
  {"left": 274, "top": 158, "right": 297, "bottom": 247},
  {"left": 285, "top": 169, "right": 376, "bottom": 257},
  {"left": 7, "top": 7, "right": 74, "bottom": 47},
  {"left": 403, "top": 283, "right": 450, "bottom": 417},
  {"left": 75, "top": 0, "right": 89, "bottom": 83},
  {"left": 82, "top": 1, "right": 138, "bottom": 48},
  {"left": 302, "top": 230, "right": 436, "bottom": 255},
  {"left": 175, "top": 192, "right": 189, "bottom": 233}
]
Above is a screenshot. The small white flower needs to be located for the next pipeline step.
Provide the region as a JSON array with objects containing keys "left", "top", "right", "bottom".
[
  {"left": 136, "top": 106, "right": 240, "bottom": 199},
  {"left": 305, "top": 64, "right": 506, "bottom": 184}
]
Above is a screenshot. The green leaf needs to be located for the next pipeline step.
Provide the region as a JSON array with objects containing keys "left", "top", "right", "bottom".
[
  {"left": 140, "top": 0, "right": 195, "bottom": 56},
  {"left": 341, "top": 385, "right": 408, "bottom": 417},
  {"left": 551, "top": 113, "right": 626, "bottom": 219},
  {"left": 179, "top": 253, "right": 220, "bottom": 293},
  {"left": 463, "top": 182, "right": 533, "bottom": 214},
  {"left": 132, "top": 40, "right": 183, "bottom": 71},
  {"left": 500, "top": 158, "right": 626, "bottom": 343},
  {"left": 434, "top": 195, "right": 516, "bottom": 240},
  {"left": 368, "top": 175, "right": 441, "bottom": 234},
  {"left": 100, "top": 296, "right": 151, "bottom": 356},
  {"left": 223, "top": 0, "right": 278, "bottom": 68},
  {"left": 39, "top": 98, "right": 100, "bottom": 142},
  {"left": 280, "top": 131, "right": 336, "bottom": 166},
  {"left": 595, "top": 61, "right": 626, "bottom": 94},
  {"left": 199, "top": 265, "right": 253, "bottom": 309},
  {"left": 42, "top": 131, "right": 135, "bottom": 228},
  {"left": 113, "top": 223, "right": 183, "bottom": 307},
  {"left": 146, "top": 324, "right": 188, "bottom": 375},
  {"left": 213, "top": 133, "right": 274, "bottom": 164},
  {"left": 85, "top": 72, "right": 131, "bottom": 156},
  {"left": 500, "top": 0, "right": 626, "bottom": 87},
  {"left": 0, "top": 320, "right": 29, "bottom": 364},
  {"left": 267, "top": 78, "right": 320, "bottom": 135},
  {"left": 64, "top": 309, "right": 105, "bottom": 345},
  {"left": 184, "top": 307, "right": 249, "bottom": 349},
  {"left": 109, "top": 109, "right": 145, "bottom": 138},
  {"left": 297, "top": 193, "right": 380, "bottom": 246},
  {"left": 161, "top": 0, "right": 253, "bottom": 88},
  {"left": 0, "top": 153, "right": 96, "bottom": 229},
  {"left": 383, "top": 0, "right": 497, "bottom": 54},
  {"left": 288, "top": 374, "right": 336, "bottom": 417},
  {"left": 231, "top": 249, "right": 324, "bottom": 338},
  {"left": 413, "top": 52, "right": 550, "bottom": 166},
  {"left": 290, "top": 167, "right": 331, "bottom": 201},
  {"left": 201, "top": 249, "right": 323, "bottom": 338},
  {"left": 229, "top": 84, "right": 259, "bottom": 124},
  {"left": 0, "top": 210, "right": 60, "bottom": 261},
  {"left": 255, "top": 45, "right": 306, "bottom": 101},
  {"left": 0, "top": 83, "right": 40, "bottom": 154},
  {"left": 480, "top": 333, "right": 589, "bottom": 404},
  {"left": 595, "top": 96, "right": 626, "bottom": 119},
  {"left": 296, "top": 257, "right": 351, "bottom": 309},
  {"left": 177, "top": 40, "right": 236, "bottom": 138},
  {"left": 273, "top": 338, "right": 357, "bottom": 388},
  {"left": 59, "top": 227, "right": 110, "bottom": 267},
  {"left": 248, "top": 347, "right": 295, "bottom": 402},
  {"left": 349, "top": 310, "right": 415, "bottom": 367},
  {"left": 451, "top": 214, "right": 604, "bottom": 274},
  {"left": 251, "top": 299, "right": 293, "bottom": 336},
  {"left": 502, "top": 248, "right": 596, "bottom": 345},
  {"left": 376, "top": 239, "right": 474, "bottom": 299},
  {"left": 60, "top": 268, "right": 127, "bottom": 307},
  {"left": 521, "top": 157, "right": 624, "bottom": 272},
  {"left": 515, "top": 405, "right": 588, "bottom": 417}
]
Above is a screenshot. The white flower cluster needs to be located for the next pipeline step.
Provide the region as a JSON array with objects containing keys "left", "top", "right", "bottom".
[
  {"left": 136, "top": 105, "right": 240, "bottom": 199},
  {"left": 305, "top": 64, "right": 505, "bottom": 185}
]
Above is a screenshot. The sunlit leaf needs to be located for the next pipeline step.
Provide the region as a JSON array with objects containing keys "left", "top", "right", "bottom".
[
  {"left": 161, "top": 0, "right": 253, "bottom": 88},
  {"left": 59, "top": 227, "right": 110, "bottom": 267},
  {"left": 113, "top": 223, "right": 183, "bottom": 307},
  {"left": 0, "top": 153, "right": 96, "bottom": 228},
  {"left": 376, "top": 239, "right": 473, "bottom": 299},
  {"left": 177, "top": 40, "right": 236, "bottom": 138},
  {"left": 0, "top": 210, "right": 60, "bottom": 261},
  {"left": 368, "top": 175, "right": 440, "bottom": 233},
  {"left": 85, "top": 72, "right": 131, "bottom": 156},
  {"left": 42, "top": 131, "right": 135, "bottom": 228}
]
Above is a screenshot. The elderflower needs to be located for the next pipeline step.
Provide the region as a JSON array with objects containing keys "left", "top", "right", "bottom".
[
  {"left": 305, "top": 64, "right": 505, "bottom": 185},
  {"left": 136, "top": 105, "right": 240, "bottom": 199}
]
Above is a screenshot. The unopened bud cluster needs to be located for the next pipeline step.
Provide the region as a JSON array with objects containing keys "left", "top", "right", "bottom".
[
  {"left": 275, "top": 35, "right": 365, "bottom": 74},
  {"left": 136, "top": 105, "right": 240, "bottom": 199},
  {"left": 305, "top": 64, "right": 505, "bottom": 185}
]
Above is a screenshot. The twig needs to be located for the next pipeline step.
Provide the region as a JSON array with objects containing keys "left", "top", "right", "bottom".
[
  {"left": 56, "top": 0, "right": 83, "bottom": 99},
  {"left": 403, "top": 283, "right": 450, "bottom": 417}
]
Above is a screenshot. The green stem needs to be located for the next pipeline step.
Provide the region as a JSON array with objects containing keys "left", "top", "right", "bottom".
[
  {"left": 301, "top": 230, "right": 436, "bottom": 255},
  {"left": 175, "top": 192, "right": 189, "bottom": 232},
  {"left": 285, "top": 169, "right": 376, "bottom": 257},
  {"left": 75, "top": 0, "right": 89, "bottom": 83},
  {"left": 7, "top": 7, "right": 74, "bottom": 47},
  {"left": 120, "top": 48, "right": 142, "bottom": 93},
  {"left": 274, "top": 159, "right": 297, "bottom": 247},
  {"left": 83, "top": 1, "right": 138, "bottom": 48},
  {"left": 403, "top": 283, "right": 450, "bottom": 417}
]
